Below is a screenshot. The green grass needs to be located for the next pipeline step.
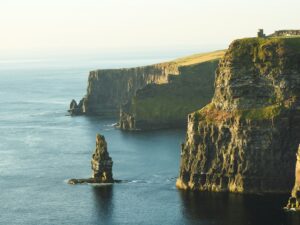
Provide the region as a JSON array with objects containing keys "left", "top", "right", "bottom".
[
  {"left": 172, "top": 50, "right": 226, "bottom": 66},
  {"left": 236, "top": 104, "right": 283, "bottom": 120},
  {"left": 229, "top": 36, "right": 300, "bottom": 63},
  {"left": 192, "top": 103, "right": 285, "bottom": 124},
  {"left": 133, "top": 96, "right": 207, "bottom": 121},
  {"left": 126, "top": 61, "right": 219, "bottom": 122}
]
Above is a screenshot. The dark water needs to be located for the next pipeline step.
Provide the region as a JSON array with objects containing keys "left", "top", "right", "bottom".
[{"left": 0, "top": 66, "right": 300, "bottom": 225}]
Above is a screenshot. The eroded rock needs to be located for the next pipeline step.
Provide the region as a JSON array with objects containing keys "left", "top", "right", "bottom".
[
  {"left": 91, "top": 134, "right": 113, "bottom": 182},
  {"left": 68, "top": 134, "right": 114, "bottom": 184},
  {"left": 68, "top": 98, "right": 87, "bottom": 115}
]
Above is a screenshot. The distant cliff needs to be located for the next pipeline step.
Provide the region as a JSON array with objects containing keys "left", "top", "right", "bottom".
[
  {"left": 69, "top": 64, "right": 178, "bottom": 116},
  {"left": 177, "top": 37, "right": 300, "bottom": 193},
  {"left": 69, "top": 51, "right": 225, "bottom": 117},
  {"left": 119, "top": 60, "right": 219, "bottom": 130}
]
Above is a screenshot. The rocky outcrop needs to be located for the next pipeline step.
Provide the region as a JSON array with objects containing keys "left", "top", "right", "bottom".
[
  {"left": 119, "top": 60, "right": 219, "bottom": 130},
  {"left": 68, "top": 99, "right": 87, "bottom": 115},
  {"left": 69, "top": 51, "right": 225, "bottom": 117},
  {"left": 286, "top": 145, "right": 300, "bottom": 210},
  {"left": 68, "top": 134, "right": 114, "bottom": 184},
  {"left": 177, "top": 37, "right": 300, "bottom": 193},
  {"left": 91, "top": 134, "right": 113, "bottom": 182}
]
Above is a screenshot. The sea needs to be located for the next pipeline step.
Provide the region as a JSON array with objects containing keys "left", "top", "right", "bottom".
[{"left": 0, "top": 57, "right": 300, "bottom": 225}]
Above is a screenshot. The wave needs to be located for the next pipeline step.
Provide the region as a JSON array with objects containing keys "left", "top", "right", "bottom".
[{"left": 104, "top": 123, "right": 118, "bottom": 127}]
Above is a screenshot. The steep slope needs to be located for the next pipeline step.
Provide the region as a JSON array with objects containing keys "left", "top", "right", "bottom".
[
  {"left": 177, "top": 37, "right": 300, "bottom": 193},
  {"left": 68, "top": 50, "right": 225, "bottom": 117},
  {"left": 119, "top": 60, "right": 219, "bottom": 130}
]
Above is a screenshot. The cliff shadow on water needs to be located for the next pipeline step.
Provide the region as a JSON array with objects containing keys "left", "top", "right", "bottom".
[
  {"left": 92, "top": 186, "right": 114, "bottom": 223},
  {"left": 178, "top": 190, "right": 300, "bottom": 225}
]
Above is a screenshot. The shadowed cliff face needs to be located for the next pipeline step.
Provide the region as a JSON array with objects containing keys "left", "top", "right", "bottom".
[
  {"left": 177, "top": 37, "right": 300, "bottom": 193},
  {"left": 119, "top": 60, "right": 219, "bottom": 130},
  {"left": 68, "top": 51, "right": 225, "bottom": 118},
  {"left": 69, "top": 63, "right": 179, "bottom": 117},
  {"left": 84, "top": 65, "right": 179, "bottom": 116}
]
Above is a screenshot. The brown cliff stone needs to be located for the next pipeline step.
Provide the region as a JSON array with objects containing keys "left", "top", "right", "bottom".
[
  {"left": 68, "top": 134, "right": 114, "bottom": 184},
  {"left": 286, "top": 145, "right": 300, "bottom": 211},
  {"left": 177, "top": 37, "right": 300, "bottom": 193},
  {"left": 91, "top": 134, "right": 113, "bottom": 182}
]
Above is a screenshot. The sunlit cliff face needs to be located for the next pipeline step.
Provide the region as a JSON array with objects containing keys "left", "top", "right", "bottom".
[{"left": 296, "top": 145, "right": 300, "bottom": 187}]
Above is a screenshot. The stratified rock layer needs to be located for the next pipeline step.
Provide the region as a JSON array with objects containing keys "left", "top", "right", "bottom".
[
  {"left": 91, "top": 134, "right": 113, "bottom": 182},
  {"left": 69, "top": 51, "right": 225, "bottom": 117},
  {"left": 69, "top": 64, "right": 179, "bottom": 116},
  {"left": 177, "top": 37, "right": 300, "bottom": 193},
  {"left": 286, "top": 145, "right": 300, "bottom": 210},
  {"left": 68, "top": 134, "right": 114, "bottom": 184},
  {"left": 119, "top": 60, "right": 219, "bottom": 130}
]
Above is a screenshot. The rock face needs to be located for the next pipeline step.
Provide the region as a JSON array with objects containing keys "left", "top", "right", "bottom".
[
  {"left": 68, "top": 134, "right": 114, "bottom": 184},
  {"left": 69, "top": 64, "right": 179, "bottom": 116},
  {"left": 177, "top": 37, "right": 300, "bottom": 193},
  {"left": 91, "top": 134, "right": 114, "bottom": 182},
  {"left": 69, "top": 51, "right": 225, "bottom": 118},
  {"left": 68, "top": 99, "right": 87, "bottom": 115},
  {"left": 286, "top": 145, "right": 300, "bottom": 210},
  {"left": 119, "top": 60, "right": 219, "bottom": 130}
]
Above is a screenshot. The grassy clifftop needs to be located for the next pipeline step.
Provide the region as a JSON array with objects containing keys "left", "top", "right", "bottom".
[
  {"left": 172, "top": 50, "right": 225, "bottom": 66},
  {"left": 227, "top": 37, "right": 300, "bottom": 73}
]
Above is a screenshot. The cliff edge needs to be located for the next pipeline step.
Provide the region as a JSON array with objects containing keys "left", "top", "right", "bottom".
[
  {"left": 69, "top": 51, "right": 225, "bottom": 117},
  {"left": 177, "top": 37, "right": 300, "bottom": 193},
  {"left": 119, "top": 60, "right": 219, "bottom": 130}
]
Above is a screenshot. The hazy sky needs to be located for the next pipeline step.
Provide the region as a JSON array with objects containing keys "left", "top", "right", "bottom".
[{"left": 0, "top": 0, "right": 299, "bottom": 59}]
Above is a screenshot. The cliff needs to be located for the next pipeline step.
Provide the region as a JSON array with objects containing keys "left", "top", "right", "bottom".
[
  {"left": 69, "top": 51, "right": 225, "bottom": 117},
  {"left": 269, "top": 30, "right": 300, "bottom": 37},
  {"left": 119, "top": 60, "right": 219, "bottom": 130},
  {"left": 286, "top": 145, "right": 300, "bottom": 210},
  {"left": 68, "top": 133, "right": 114, "bottom": 184},
  {"left": 177, "top": 37, "right": 300, "bottom": 193}
]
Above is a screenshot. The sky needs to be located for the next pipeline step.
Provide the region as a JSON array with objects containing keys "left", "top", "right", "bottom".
[{"left": 0, "top": 0, "right": 299, "bottom": 61}]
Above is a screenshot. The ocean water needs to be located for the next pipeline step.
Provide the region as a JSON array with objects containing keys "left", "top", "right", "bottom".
[{"left": 1, "top": 64, "right": 300, "bottom": 225}]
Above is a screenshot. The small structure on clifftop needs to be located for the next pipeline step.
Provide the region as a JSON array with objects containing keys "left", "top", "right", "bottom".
[
  {"left": 285, "top": 145, "right": 300, "bottom": 211},
  {"left": 257, "top": 29, "right": 266, "bottom": 38},
  {"left": 256, "top": 29, "right": 300, "bottom": 38},
  {"left": 68, "top": 133, "right": 114, "bottom": 184}
]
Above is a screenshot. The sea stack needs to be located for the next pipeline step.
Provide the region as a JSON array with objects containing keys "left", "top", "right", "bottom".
[
  {"left": 91, "top": 134, "right": 114, "bottom": 183},
  {"left": 68, "top": 133, "right": 114, "bottom": 184},
  {"left": 68, "top": 98, "right": 87, "bottom": 115},
  {"left": 286, "top": 145, "right": 300, "bottom": 211}
]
